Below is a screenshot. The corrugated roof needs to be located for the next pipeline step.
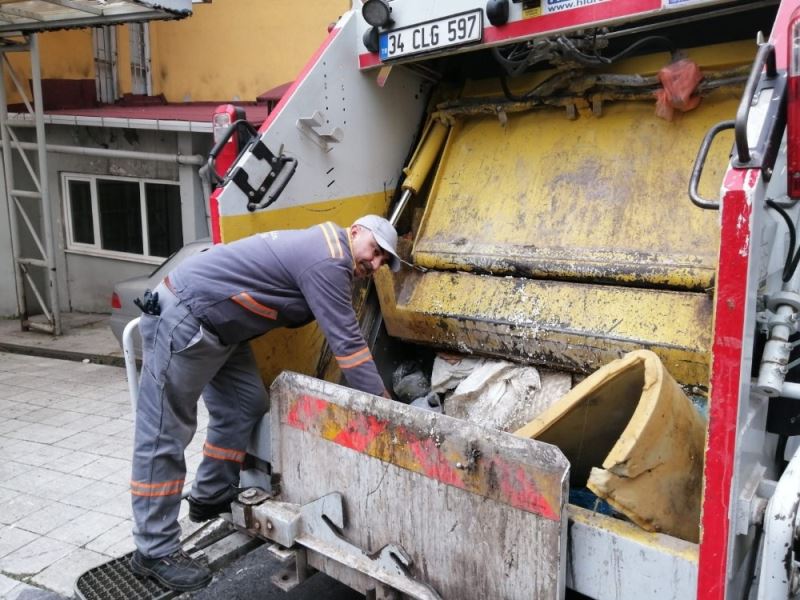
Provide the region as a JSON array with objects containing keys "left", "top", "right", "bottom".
[
  {"left": 8, "top": 102, "right": 270, "bottom": 132},
  {"left": 0, "top": 0, "right": 191, "bottom": 35}
]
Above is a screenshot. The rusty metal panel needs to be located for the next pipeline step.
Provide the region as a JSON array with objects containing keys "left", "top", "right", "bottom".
[
  {"left": 270, "top": 372, "right": 570, "bottom": 599},
  {"left": 375, "top": 269, "right": 712, "bottom": 386},
  {"left": 414, "top": 89, "right": 739, "bottom": 290}
]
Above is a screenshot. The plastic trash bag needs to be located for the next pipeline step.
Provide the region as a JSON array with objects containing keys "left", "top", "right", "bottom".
[
  {"left": 431, "top": 354, "right": 571, "bottom": 431},
  {"left": 392, "top": 360, "right": 431, "bottom": 403},
  {"left": 654, "top": 59, "right": 703, "bottom": 121}
]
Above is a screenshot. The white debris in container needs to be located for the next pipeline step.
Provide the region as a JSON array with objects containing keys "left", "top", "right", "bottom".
[{"left": 433, "top": 354, "right": 571, "bottom": 431}]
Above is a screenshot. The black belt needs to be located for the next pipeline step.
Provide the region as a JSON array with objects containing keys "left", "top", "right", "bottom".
[{"left": 163, "top": 276, "right": 224, "bottom": 343}]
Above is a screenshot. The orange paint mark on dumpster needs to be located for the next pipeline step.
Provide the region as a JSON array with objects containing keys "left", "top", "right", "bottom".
[
  {"left": 287, "top": 395, "right": 328, "bottom": 430},
  {"left": 408, "top": 436, "right": 464, "bottom": 488},
  {"left": 333, "top": 413, "right": 387, "bottom": 453},
  {"left": 493, "top": 460, "right": 557, "bottom": 520}
]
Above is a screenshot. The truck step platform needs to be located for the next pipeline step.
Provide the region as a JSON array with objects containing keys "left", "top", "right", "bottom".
[
  {"left": 74, "top": 519, "right": 262, "bottom": 600},
  {"left": 75, "top": 551, "right": 178, "bottom": 600}
]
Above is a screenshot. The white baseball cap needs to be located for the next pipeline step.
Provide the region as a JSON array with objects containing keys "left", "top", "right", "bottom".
[{"left": 354, "top": 215, "right": 401, "bottom": 272}]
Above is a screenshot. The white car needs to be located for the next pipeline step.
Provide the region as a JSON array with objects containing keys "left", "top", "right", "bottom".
[{"left": 109, "top": 238, "right": 211, "bottom": 358}]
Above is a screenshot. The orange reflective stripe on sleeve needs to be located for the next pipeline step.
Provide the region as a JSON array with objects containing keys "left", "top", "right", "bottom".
[
  {"left": 231, "top": 292, "right": 278, "bottom": 320},
  {"left": 319, "top": 223, "right": 338, "bottom": 258},
  {"left": 336, "top": 346, "right": 372, "bottom": 369},
  {"left": 321, "top": 222, "right": 343, "bottom": 258},
  {"left": 131, "top": 478, "right": 185, "bottom": 497},
  {"left": 203, "top": 441, "right": 245, "bottom": 464}
]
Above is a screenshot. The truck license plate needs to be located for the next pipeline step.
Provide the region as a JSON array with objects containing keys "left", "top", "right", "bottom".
[{"left": 379, "top": 10, "right": 483, "bottom": 61}]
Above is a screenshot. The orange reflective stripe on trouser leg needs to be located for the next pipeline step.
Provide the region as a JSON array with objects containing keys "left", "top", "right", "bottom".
[
  {"left": 203, "top": 441, "right": 246, "bottom": 463},
  {"left": 130, "top": 478, "right": 185, "bottom": 497}
]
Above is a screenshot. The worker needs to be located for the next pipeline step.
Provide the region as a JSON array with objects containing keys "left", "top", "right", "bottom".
[{"left": 129, "top": 215, "right": 400, "bottom": 591}]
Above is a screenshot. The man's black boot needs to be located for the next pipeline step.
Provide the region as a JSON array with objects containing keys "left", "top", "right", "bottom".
[
  {"left": 130, "top": 549, "right": 211, "bottom": 591},
  {"left": 187, "top": 496, "right": 231, "bottom": 523}
]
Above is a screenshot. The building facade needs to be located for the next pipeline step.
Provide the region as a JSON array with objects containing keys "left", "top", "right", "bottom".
[{"left": 0, "top": 0, "right": 349, "bottom": 318}]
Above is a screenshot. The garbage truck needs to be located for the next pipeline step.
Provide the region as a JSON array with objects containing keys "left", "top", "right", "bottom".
[{"left": 76, "top": 0, "right": 800, "bottom": 598}]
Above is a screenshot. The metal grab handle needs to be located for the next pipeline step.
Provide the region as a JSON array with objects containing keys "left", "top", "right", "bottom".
[
  {"left": 246, "top": 157, "right": 298, "bottom": 212},
  {"left": 689, "top": 120, "right": 735, "bottom": 210},
  {"left": 207, "top": 119, "right": 259, "bottom": 184},
  {"left": 735, "top": 43, "right": 777, "bottom": 164}
]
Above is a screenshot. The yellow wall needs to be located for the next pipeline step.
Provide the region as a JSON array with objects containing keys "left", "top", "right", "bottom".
[
  {"left": 2, "top": 1, "right": 349, "bottom": 104},
  {"left": 150, "top": 0, "right": 350, "bottom": 102},
  {"left": 4, "top": 29, "right": 94, "bottom": 104}
]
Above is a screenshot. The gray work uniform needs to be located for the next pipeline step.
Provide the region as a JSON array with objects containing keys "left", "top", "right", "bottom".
[{"left": 131, "top": 222, "right": 386, "bottom": 558}]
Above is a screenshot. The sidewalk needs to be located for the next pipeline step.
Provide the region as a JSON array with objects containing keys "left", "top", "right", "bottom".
[
  {"left": 0, "top": 313, "right": 125, "bottom": 367},
  {"left": 0, "top": 315, "right": 209, "bottom": 598}
]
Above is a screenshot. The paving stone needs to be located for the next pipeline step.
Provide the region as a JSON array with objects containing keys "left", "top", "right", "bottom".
[
  {"left": 0, "top": 525, "right": 39, "bottom": 558},
  {"left": 84, "top": 519, "right": 133, "bottom": 555},
  {"left": 53, "top": 384, "right": 109, "bottom": 401},
  {"left": 0, "top": 573, "right": 20, "bottom": 596},
  {"left": 14, "top": 393, "right": 75, "bottom": 409},
  {"left": 52, "top": 431, "right": 112, "bottom": 452},
  {"left": 0, "top": 401, "right": 37, "bottom": 419},
  {"left": 0, "top": 486, "right": 21, "bottom": 505},
  {"left": 101, "top": 534, "right": 135, "bottom": 559},
  {"left": 0, "top": 353, "right": 179, "bottom": 596},
  {"left": 0, "top": 440, "right": 74, "bottom": 467},
  {"left": 72, "top": 456, "right": 130, "bottom": 481},
  {"left": 88, "top": 440, "right": 133, "bottom": 461},
  {"left": 45, "top": 449, "right": 99, "bottom": 474},
  {"left": 0, "top": 459, "right": 28, "bottom": 481},
  {"left": 0, "top": 386, "right": 30, "bottom": 400},
  {"left": 58, "top": 414, "right": 113, "bottom": 434},
  {"left": 47, "top": 511, "right": 124, "bottom": 547},
  {"left": 0, "top": 417, "right": 26, "bottom": 435},
  {"left": 5, "top": 580, "right": 65, "bottom": 599},
  {"left": 102, "top": 465, "right": 132, "bottom": 486},
  {"left": 61, "top": 481, "right": 127, "bottom": 511},
  {"left": 186, "top": 435, "right": 206, "bottom": 455},
  {"left": 93, "top": 489, "right": 133, "bottom": 520},
  {"left": 94, "top": 403, "right": 133, "bottom": 419},
  {"left": 4, "top": 422, "right": 74, "bottom": 444},
  {"left": 0, "top": 492, "right": 53, "bottom": 525},
  {"left": 5, "top": 389, "right": 64, "bottom": 406},
  {"left": 186, "top": 451, "right": 204, "bottom": 474},
  {"left": 37, "top": 472, "right": 94, "bottom": 502},
  {"left": 32, "top": 546, "right": 110, "bottom": 597},
  {"left": 2, "top": 465, "right": 60, "bottom": 495},
  {"left": 100, "top": 418, "right": 134, "bottom": 437},
  {"left": 14, "top": 407, "right": 65, "bottom": 425},
  {"left": 104, "top": 390, "right": 135, "bottom": 405},
  {"left": 0, "top": 432, "right": 25, "bottom": 448},
  {"left": 14, "top": 502, "right": 87, "bottom": 536},
  {"left": 0, "top": 375, "right": 42, "bottom": 390},
  {"left": 0, "top": 536, "right": 75, "bottom": 576},
  {"left": 37, "top": 410, "right": 85, "bottom": 428}
]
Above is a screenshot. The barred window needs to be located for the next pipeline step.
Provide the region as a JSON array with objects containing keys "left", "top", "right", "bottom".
[{"left": 63, "top": 174, "right": 183, "bottom": 263}]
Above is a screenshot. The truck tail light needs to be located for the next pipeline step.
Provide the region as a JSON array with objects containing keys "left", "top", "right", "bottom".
[
  {"left": 788, "top": 8, "right": 800, "bottom": 198},
  {"left": 213, "top": 111, "right": 233, "bottom": 144},
  {"left": 111, "top": 292, "right": 121, "bottom": 309}
]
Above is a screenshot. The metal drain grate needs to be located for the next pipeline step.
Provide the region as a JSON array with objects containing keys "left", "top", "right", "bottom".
[{"left": 74, "top": 552, "right": 177, "bottom": 600}]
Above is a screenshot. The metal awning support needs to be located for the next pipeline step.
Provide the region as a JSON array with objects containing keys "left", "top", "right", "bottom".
[{"left": 0, "top": 34, "right": 62, "bottom": 334}]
